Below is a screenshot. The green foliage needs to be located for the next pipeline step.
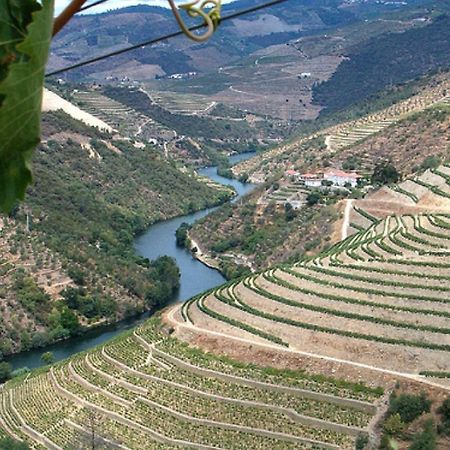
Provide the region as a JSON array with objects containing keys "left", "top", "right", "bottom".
[
  {"left": 0, "top": 437, "right": 30, "bottom": 450},
  {"left": 284, "top": 203, "right": 296, "bottom": 221},
  {"left": 420, "top": 155, "right": 441, "bottom": 171},
  {"left": 0, "top": 0, "right": 54, "bottom": 213},
  {"left": 146, "top": 256, "right": 180, "bottom": 307},
  {"left": 409, "top": 420, "right": 436, "bottom": 450},
  {"left": 306, "top": 191, "right": 321, "bottom": 206},
  {"left": 62, "top": 287, "right": 117, "bottom": 319},
  {"left": 216, "top": 165, "right": 233, "bottom": 179},
  {"left": 388, "top": 392, "right": 431, "bottom": 424},
  {"left": 175, "top": 222, "right": 191, "bottom": 247},
  {"left": 371, "top": 162, "right": 400, "bottom": 186},
  {"left": 41, "top": 351, "right": 54, "bottom": 365},
  {"left": 355, "top": 434, "right": 369, "bottom": 450},
  {"left": 0, "top": 361, "right": 12, "bottom": 383},
  {"left": 383, "top": 413, "right": 405, "bottom": 436},
  {"left": 437, "top": 396, "right": 450, "bottom": 435}
]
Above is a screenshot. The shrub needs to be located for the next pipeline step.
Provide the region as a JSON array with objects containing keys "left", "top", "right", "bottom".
[
  {"left": 306, "top": 191, "right": 321, "bottom": 206},
  {"left": 409, "top": 420, "right": 436, "bottom": 450},
  {"left": 388, "top": 392, "right": 431, "bottom": 424},
  {"left": 371, "top": 162, "right": 400, "bottom": 186},
  {"left": 0, "top": 437, "right": 30, "bottom": 450},
  {"left": 355, "top": 434, "right": 369, "bottom": 450},
  {"left": 0, "top": 361, "right": 12, "bottom": 383},
  {"left": 383, "top": 413, "right": 405, "bottom": 435},
  {"left": 437, "top": 396, "right": 450, "bottom": 435}
]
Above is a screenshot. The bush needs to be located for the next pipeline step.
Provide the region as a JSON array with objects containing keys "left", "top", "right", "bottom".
[
  {"left": 0, "top": 437, "right": 30, "bottom": 450},
  {"left": 355, "top": 434, "right": 369, "bottom": 450},
  {"left": 41, "top": 351, "right": 55, "bottom": 365},
  {"left": 388, "top": 392, "right": 431, "bottom": 424},
  {"left": 371, "top": 162, "right": 400, "bottom": 186},
  {"left": 306, "top": 191, "right": 321, "bottom": 206},
  {"left": 437, "top": 396, "right": 450, "bottom": 435},
  {"left": 0, "top": 361, "right": 12, "bottom": 383},
  {"left": 409, "top": 420, "right": 436, "bottom": 450},
  {"left": 383, "top": 413, "right": 405, "bottom": 435},
  {"left": 420, "top": 155, "right": 441, "bottom": 171}
]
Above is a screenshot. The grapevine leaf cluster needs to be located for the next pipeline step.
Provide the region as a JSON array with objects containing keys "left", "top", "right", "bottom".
[{"left": 0, "top": 0, "right": 54, "bottom": 213}]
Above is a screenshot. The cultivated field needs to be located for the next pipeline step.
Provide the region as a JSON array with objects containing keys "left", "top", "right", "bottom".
[
  {"left": 71, "top": 90, "right": 173, "bottom": 141},
  {"left": 0, "top": 320, "right": 384, "bottom": 449},
  {"left": 233, "top": 76, "right": 450, "bottom": 182}
]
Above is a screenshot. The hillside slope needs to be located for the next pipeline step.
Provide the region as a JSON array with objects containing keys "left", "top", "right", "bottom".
[
  {"left": 173, "top": 173, "right": 450, "bottom": 378},
  {"left": 2, "top": 178, "right": 450, "bottom": 448},
  {"left": 49, "top": 0, "right": 409, "bottom": 80},
  {"left": 0, "top": 110, "right": 231, "bottom": 357},
  {"left": 313, "top": 14, "right": 450, "bottom": 114}
]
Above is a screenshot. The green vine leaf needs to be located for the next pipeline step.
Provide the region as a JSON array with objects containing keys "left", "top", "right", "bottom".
[{"left": 0, "top": 0, "right": 54, "bottom": 213}]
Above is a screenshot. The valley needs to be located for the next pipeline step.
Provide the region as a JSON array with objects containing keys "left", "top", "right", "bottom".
[{"left": 1, "top": 1, "right": 450, "bottom": 449}]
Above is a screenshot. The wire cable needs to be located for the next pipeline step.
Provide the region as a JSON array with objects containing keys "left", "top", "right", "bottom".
[
  {"left": 79, "top": 0, "right": 110, "bottom": 13},
  {"left": 46, "top": 0, "right": 290, "bottom": 77}
]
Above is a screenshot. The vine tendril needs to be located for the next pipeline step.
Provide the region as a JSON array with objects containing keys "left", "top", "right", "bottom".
[{"left": 168, "top": 0, "right": 222, "bottom": 42}]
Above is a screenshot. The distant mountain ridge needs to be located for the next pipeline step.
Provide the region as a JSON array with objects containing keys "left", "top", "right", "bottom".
[{"left": 49, "top": 0, "right": 414, "bottom": 80}]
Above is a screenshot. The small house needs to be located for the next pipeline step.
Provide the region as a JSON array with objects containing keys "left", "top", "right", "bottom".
[
  {"left": 323, "top": 169, "right": 361, "bottom": 187},
  {"left": 299, "top": 173, "right": 323, "bottom": 188}
]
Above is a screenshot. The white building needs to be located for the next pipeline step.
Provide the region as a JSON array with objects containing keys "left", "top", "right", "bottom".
[
  {"left": 299, "top": 169, "right": 361, "bottom": 188},
  {"left": 299, "top": 173, "right": 323, "bottom": 188},
  {"left": 323, "top": 169, "right": 361, "bottom": 187}
]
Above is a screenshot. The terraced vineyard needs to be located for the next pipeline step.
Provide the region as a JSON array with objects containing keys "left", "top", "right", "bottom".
[
  {"left": 348, "top": 165, "right": 450, "bottom": 230},
  {"left": 325, "top": 89, "right": 450, "bottom": 152},
  {"left": 233, "top": 75, "right": 450, "bottom": 182},
  {"left": 263, "top": 182, "right": 308, "bottom": 206},
  {"left": 71, "top": 90, "right": 173, "bottom": 141},
  {"left": 0, "top": 320, "right": 383, "bottom": 449},
  {"left": 177, "top": 211, "right": 450, "bottom": 377},
  {"left": 149, "top": 91, "right": 216, "bottom": 116}
]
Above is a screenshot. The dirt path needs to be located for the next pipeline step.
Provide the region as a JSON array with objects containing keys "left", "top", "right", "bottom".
[{"left": 342, "top": 199, "right": 353, "bottom": 241}]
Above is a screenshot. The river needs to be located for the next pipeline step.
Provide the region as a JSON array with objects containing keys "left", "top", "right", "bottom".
[{"left": 6, "top": 152, "right": 256, "bottom": 371}]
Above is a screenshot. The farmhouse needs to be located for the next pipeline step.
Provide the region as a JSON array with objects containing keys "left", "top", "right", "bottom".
[
  {"left": 323, "top": 169, "right": 362, "bottom": 187},
  {"left": 299, "top": 173, "right": 323, "bottom": 188},
  {"left": 298, "top": 169, "right": 361, "bottom": 188}
]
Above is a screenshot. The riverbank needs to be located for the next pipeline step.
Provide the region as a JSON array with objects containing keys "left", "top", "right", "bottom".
[
  {"left": 5, "top": 152, "right": 258, "bottom": 372},
  {"left": 188, "top": 234, "right": 222, "bottom": 271}
]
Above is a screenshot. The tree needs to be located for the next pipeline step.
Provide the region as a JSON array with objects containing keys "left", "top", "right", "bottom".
[
  {"left": 355, "top": 434, "right": 369, "bottom": 450},
  {"left": 437, "top": 396, "right": 450, "bottom": 434},
  {"left": 388, "top": 392, "right": 431, "bottom": 424},
  {"left": 383, "top": 413, "right": 405, "bottom": 435},
  {"left": 0, "top": 362, "right": 12, "bottom": 383},
  {"left": 371, "top": 162, "right": 400, "bottom": 186},
  {"left": 306, "top": 191, "right": 321, "bottom": 206},
  {"left": 41, "top": 351, "right": 55, "bottom": 365},
  {"left": 284, "top": 203, "right": 296, "bottom": 221}
]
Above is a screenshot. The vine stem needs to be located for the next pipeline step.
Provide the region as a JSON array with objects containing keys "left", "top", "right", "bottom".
[{"left": 53, "top": 0, "right": 89, "bottom": 36}]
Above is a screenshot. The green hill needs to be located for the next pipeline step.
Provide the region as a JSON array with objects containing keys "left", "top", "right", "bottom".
[
  {"left": 0, "top": 111, "right": 231, "bottom": 357},
  {"left": 313, "top": 15, "right": 450, "bottom": 114}
]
